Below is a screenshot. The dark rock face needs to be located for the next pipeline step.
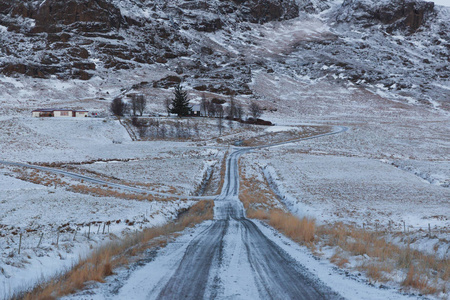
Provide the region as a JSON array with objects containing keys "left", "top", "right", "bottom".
[
  {"left": 336, "top": 0, "right": 435, "bottom": 33},
  {"left": 234, "top": 0, "right": 299, "bottom": 23},
  {"left": 33, "top": 0, "right": 123, "bottom": 33},
  {"left": 2, "top": 0, "right": 123, "bottom": 33},
  {"left": 0, "top": 0, "right": 300, "bottom": 82}
]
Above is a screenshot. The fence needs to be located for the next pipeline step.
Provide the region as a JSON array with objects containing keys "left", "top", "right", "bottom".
[{"left": 0, "top": 217, "right": 153, "bottom": 256}]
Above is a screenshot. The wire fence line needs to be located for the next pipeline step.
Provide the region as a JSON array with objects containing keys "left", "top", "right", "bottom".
[
  {"left": 1, "top": 218, "right": 447, "bottom": 256},
  {"left": 0, "top": 218, "right": 155, "bottom": 255}
]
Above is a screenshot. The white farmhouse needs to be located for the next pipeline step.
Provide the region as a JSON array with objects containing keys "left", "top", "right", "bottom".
[{"left": 32, "top": 109, "right": 89, "bottom": 118}]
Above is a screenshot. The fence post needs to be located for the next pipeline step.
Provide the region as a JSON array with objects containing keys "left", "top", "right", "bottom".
[
  {"left": 73, "top": 229, "right": 77, "bottom": 241},
  {"left": 97, "top": 224, "right": 101, "bottom": 234},
  {"left": 103, "top": 223, "right": 106, "bottom": 234},
  {"left": 403, "top": 221, "right": 406, "bottom": 233},
  {"left": 37, "top": 233, "right": 44, "bottom": 248},
  {"left": 428, "top": 223, "right": 431, "bottom": 235},
  {"left": 18, "top": 233, "right": 22, "bottom": 255},
  {"left": 88, "top": 224, "right": 91, "bottom": 239}
]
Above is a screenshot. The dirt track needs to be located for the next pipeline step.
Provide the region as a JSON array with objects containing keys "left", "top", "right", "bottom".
[{"left": 147, "top": 128, "right": 348, "bottom": 299}]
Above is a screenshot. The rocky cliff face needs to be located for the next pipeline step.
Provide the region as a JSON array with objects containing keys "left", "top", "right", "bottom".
[
  {"left": 0, "top": 0, "right": 448, "bottom": 107},
  {"left": 0, "top": 0, "right": 299, "bottom": 84},
  {"left": 336, "top": 0, "right": 435, "bottom": 33}
]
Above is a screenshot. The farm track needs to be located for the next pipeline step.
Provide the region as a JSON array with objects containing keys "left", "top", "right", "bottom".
[
  {"left": 115, "top": 126, "right": 348, "bottom": 299},
  {"left": 1, "top": 126, "right": 349, "bottom": 299}
]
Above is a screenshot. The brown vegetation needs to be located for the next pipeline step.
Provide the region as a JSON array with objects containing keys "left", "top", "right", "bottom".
[
  {"left": 12, "top": 167, "right": 176, "bottom": 202},
  {"left": 17, "top": 200, "right": 214, "bottom": 300},
  {"left": 216, "top": 150, "right": 228, "bottom": 195},
  {"left": 242, "top": 126, "right": 330, "bottom": 147},
  {"left": 240, "top": 165, "right": 449, "bottom": 296}
]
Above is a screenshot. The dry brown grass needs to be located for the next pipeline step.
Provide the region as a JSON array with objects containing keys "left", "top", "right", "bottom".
[
  {"left": 248, "top": 208, "right": 316, "bottom": 244},
  {"left": 241, "top": 126, "right": 331, "bottom": 147},
  {"left": 402, "top": 266, "right": 436, "bottom": 294},
  {"left": 330, "top": 250, "right": 349, "bottom": 268},
  {"left": 69, "top": 184, "right": 165, "bottom": 201},
  {"left": 317, "top": 223, "right": 448, "bottom": 295},
  {"left": 215, "top": 151, "right": 228, "bottom": 195},
  {"left": 18, "top": 200, "right": 214, "bottom": 300},
  {"left": 12, "top": 167, "right": 178, "bottom": 201},
  {"left": 239, "top": 164, "right": 449, "bottom": 296},
  {"left": 246, "top": 209, "right": 269, "bottom": 220},
  {"left": 268, "top": 210, "right": 316, "bottom": 244},
  {"left": 239, "top": 162, "right": 279, "bottom": 211}
]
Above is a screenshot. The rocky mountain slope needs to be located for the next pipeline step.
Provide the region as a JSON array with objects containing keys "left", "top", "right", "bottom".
[{"left": 0, "top": 0, "right": 448, "bottom": 109}]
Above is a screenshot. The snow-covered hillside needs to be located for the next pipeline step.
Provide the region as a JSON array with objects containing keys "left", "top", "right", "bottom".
[
  {"left": 0, "top": 0, "right": 449, "bottom": 298},
  {"left": 0, "top": 0, "right": 449, "bottom": 111}
]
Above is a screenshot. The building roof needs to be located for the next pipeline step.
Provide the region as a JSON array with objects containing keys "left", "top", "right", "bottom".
[
  {"left": 191, "top": 104, "right": 201, "bottom": 111},
  {"left": 32, "top": 108, "right": 88, "bottom": 112}
]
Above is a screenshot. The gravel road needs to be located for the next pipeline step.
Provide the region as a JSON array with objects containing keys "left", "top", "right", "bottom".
[{"left": 116, "top": 127, "right": 348, "bottom": 299}]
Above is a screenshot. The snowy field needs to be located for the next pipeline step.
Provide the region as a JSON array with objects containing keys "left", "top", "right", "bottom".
[
  {"left": 0, "top": 9, "right": 449, "bottom": 297},
  {"left": 0, "top": 168, "right": 195, "bottom": 297},
  {"left": 245, "top": 153, "right": 449, "bottom": 232},
  {"left": 0, "top": 114, "right": 221, "bottom": 297}
]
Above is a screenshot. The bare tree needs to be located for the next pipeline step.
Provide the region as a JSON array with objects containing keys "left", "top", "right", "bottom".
[
  {"left": 131, "top": 94, "right": 147, "bottom": 116},
  {"left": 159, "top": 124, "right": 167, "bottom": 139},
  {"left": 228, "top": 95, "right": 236, "bottom": 119},
  {"left": 131, "top": 95, "right": 138, "bottom": 116},
  {"left": 185, "top": 120, "right": 192, "bottom": 138},
  {"left": 200, "top": 93, "right": 209, "bottom": 117},
  {"left": 136, "top": 94, "right": 146, "bottom": 116},
  {"left": 216, "top": 104, "right": 224, "bottom": 135},
  {"left": 164, "top": 97, "right": 171, "bottom": 117},
  {"left": 110, "top": 97, "right": 127, "bottom": 116},
  {"left": 217, "top": 114, "right": 224, "bottom": 136},
  {"left": 209, "top": 102, "right": 217, "bottom": 117},
  {"left": 216, "top": 104, "right": 224, "bottom": 119},
  {"left": 248, "top": 101, "right": 263, "bottom": 120},
  {"left": 175, "top": 121, "right": 181, "bottom": 138},
  {"left": 236, "top": 103, "right": 244, "bottom": 121},
  {"left": 193, "top": 122, "right": 200, "bottom": 138}
]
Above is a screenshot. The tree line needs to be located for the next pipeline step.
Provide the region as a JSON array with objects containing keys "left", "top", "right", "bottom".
[{"left": 110, "top": 83, "right": 264, "bottom": 123}]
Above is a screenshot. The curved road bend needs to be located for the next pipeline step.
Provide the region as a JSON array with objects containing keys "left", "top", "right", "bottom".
[{"left": 118, "top": 126, "right": 348, "bottom": 299}]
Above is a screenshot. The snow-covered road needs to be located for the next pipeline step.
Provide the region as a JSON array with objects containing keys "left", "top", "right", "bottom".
[
  {"left": 63, "top": 125, "right": 419, "bottom": 299},
  {"left": 112, "top": 132, "right": 343, "bottom": 299}
]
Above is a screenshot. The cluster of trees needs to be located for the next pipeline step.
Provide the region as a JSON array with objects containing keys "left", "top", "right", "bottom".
[
  {"left": 133, "top": 118, "right": 200, "bottom": 140},
  {"left": 110, "top": 84, "right": 264, "bottom": 124},
  {"left": 110, "top": 94, "right": 147, "bottom": 117},
  {"left": 111, "top": 84, "right": 266, "bottom": 139},
  {"left": 165, "top": 84, "right": 263, "bottom": 122}
]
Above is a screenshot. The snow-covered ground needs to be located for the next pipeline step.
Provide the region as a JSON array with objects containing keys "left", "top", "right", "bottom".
[
  {"left": 0, "top": 1, "right": 448, "bottom": 297},
  {"left": 0, "top": 168, "right": 195, "bottom": 298},
  {"left": 0, "top": 114, "right": 222, "bottom": 298},
  {"left": 246, "top": 153, "right": 449, "bottom": 233}
]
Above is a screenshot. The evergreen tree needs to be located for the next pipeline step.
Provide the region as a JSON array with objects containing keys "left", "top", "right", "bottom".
[{"left": 170, "top": 84, "right": 191, "bottom": 117}]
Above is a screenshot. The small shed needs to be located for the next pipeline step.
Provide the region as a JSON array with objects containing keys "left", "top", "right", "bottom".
[
  {"left": 74, "top": 111, "right": 89, "bottom": 117},
  {"left": 190, "top": 104, "right": 201, "bottom": 116}
]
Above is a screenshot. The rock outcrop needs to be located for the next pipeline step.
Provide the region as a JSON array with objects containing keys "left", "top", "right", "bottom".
[
  {"left": 233, "top": 0, "right": 299, "bottom": 23},
  {"left": 0, "top": 0, "right": 301, "bottom": 82},
  {"left": 336, "top": 0, "right": 435, "bottom": 33}
]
